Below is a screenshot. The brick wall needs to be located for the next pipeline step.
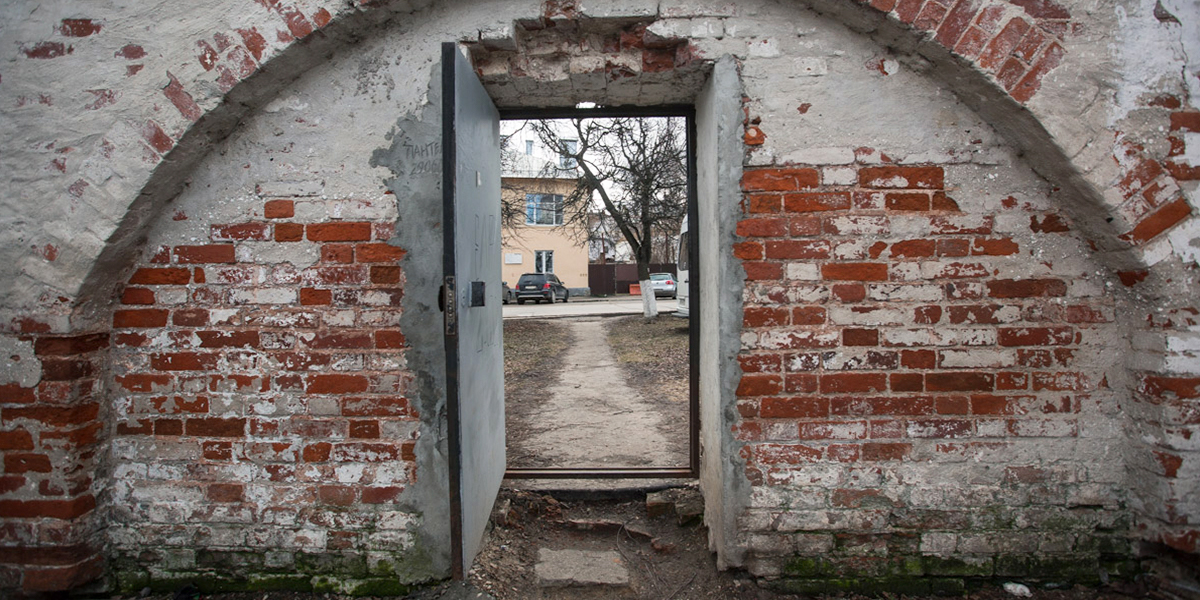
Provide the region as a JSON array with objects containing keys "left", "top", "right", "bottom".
[
  {"left": 0, "top": 331, "right": 108, "bottom": 592},
  {"left": 103, "top": 194, "right": 424, "bottom": 593},
  {"left": 733, "top": 161, "right": 1133, "bottom": 591}
]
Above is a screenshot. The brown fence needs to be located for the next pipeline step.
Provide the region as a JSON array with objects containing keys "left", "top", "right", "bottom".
[{"left": 587, "top": 263, "right": 678, "bottom": 296}]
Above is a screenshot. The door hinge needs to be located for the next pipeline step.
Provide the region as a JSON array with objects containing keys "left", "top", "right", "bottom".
[{"left": 443, "top": 275, "right": 457, "bottom": 336}]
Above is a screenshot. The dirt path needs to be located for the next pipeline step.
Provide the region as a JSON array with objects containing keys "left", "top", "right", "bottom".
[{"left": 507, "top": 317, "right": 686, "bottom": 469}]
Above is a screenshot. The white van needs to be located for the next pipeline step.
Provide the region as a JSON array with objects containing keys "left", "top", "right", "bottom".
[{"left": 675, "top": 215, "right": 689, "bottom": 318}]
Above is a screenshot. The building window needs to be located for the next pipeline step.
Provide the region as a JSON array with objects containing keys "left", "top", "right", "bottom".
[
  {"left": 525, "top": 140, "right": 534, "bottom": 155},
  {"left": 525, "top": 193, "right": 564, "bottom": 226},
  {"left": 560, "top": 139, "right": 577, "bottom": 169},
  {"left": 535, "top": 250, "right": 554, "bottom": 274}
]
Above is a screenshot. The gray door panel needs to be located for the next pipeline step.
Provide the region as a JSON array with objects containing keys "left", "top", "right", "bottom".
[{"left": 442, "top": 42, "right": 504, "bottom": 578}]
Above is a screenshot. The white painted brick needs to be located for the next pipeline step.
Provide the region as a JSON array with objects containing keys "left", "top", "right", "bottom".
[
  {"left": 330, "top": 198, "right": 397, "bottom": 220},
  {"left": 781, "top": 147, "right": 854, "bottom": 165},
  {"left": 939, "top": 348, "right": 1017, "bottom": 368},
  {"left": 931, "top": 327, "right": 997, "bottom": 346},
  {"left": 868, "top": 283, "right": 943, "bottom": 302},
  {"left": 326, "top": 310, "right": 356, "bottom": 327},
  {"left": 785, "top": 263, "right": 820, "bottom": 280},
  {"left": 828, "top": 305, "right": 909, "bottom": 326},
  {"left": 748, "top": 38, "right": 781, "bottom": 58},
  {"left": 920, "top": 532, "right": 957, "bottom": 555},
  {"left": 294, "top": 200, "right": 329, "bottom": 221},
  {"left": 881, "top": 328, "right": 932, "bottom": 346},
  {"left": 822, "top": 166, "right": 856, "bottom": 184}
]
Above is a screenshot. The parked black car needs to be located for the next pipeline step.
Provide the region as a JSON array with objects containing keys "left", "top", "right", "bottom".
[
  {"left": 515, "top": 272, "right": 569, "bottom": 304},
  {"left": 501, "top": 281, "right": 516, "bottom": 304}
]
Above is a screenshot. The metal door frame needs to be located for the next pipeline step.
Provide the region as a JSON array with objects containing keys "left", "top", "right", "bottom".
[{"left": 498, "top": 105, "right": 700, "bottom": 480}]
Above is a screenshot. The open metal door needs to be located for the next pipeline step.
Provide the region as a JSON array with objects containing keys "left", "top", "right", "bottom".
[{"left": 441, "top": 42, "right": 504, "bottom": 579}]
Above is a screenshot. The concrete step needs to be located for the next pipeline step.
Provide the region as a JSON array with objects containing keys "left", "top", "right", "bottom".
[{"left": 535, "top": 548, "right": 630, "bottom": 588}]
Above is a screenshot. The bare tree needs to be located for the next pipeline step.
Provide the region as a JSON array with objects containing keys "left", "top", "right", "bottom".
[{"left": 514, "top": 116, "right": 687, "bottom": 319}]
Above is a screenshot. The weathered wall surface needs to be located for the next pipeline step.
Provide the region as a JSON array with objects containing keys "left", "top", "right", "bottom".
[{"left": 1, "top": 0, "right": 1198, "bottom": 595}]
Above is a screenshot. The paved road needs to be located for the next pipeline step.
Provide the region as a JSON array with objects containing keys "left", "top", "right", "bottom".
[{"left": 502, "top": 295, "right": 678, "bottom": 319}]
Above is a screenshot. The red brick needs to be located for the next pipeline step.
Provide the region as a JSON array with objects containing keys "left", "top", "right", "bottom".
[
  {"left": 743, "top": 262, "right": 783, "bottom": 281},
  {"left": 915, "top": 305, "right": 942, "bottom": 324},
  {"left": 275, "top": 222, "right": 304, "bottom": 242},
  {"left": 978, "top": 17, "right": 1031, "bottom": 70},
  {"left": 307, "top": 374, "right": 370, "bottom": 394},
  {"left": 1120, "top": 197, "right": 1192, "bottom": 245},
  {"left": 891, "top": 373, "right": 924, "bottom": 392},
  {"left": 972, "top": 237, "right": 1019, "bottom": 255},
  {"left": 197, "top": 330, "right": 260, "bottom": 348},
  {"left": 793, "top": 307, "right": 827, "bottom": 325},
  {"left": 859, "top": 166, "right": 944, "bottom": 189},
  {"left": 733, "top": 241, "right": 763, "bottom": 260},
  {"left": 186, "top": 417, "right": 246, "bottom": 437},
  {"left": 318, "top": 485, "right": 357, "bottom": 506},
  {"left": 736, "top": 218, "right": 788, "bottom": 237},
  {"left": 300, "top": 287, "right": 332, "bottom": 305},
  {"left": 356, "top": 243, "right": 406, "bottom": 262},
  {"left": 174, "top": 245, "right": 235, "bottom": 264},
  {"left": 891, "top": 239, "right": 936, "bottom": 258},
  {"left": 362, "top": 486, "right": 403, "bottom": 504},
  {"left": 743, "top": 307, "right": 790, "bottom": 328},
  {"left": 996, "top": 57, "right": 1027, "bottom": 91},
  {"left": 341, "top": 396, "right": 412, "bottom": 417},
  {"left": 987, "top": 279, "right": 1067, "bottom": 298},
  {"left": 1011, "top": 41, "right": 1064, "bottom": 103},
  {"left": 172, "top": 308, "right": 209, "bottom": 327},
  {"left": 302, "top": 331, "right": 373, "bottom": 349},
  {"left": 822, "top": 263, "right": 888, "bottom": 281},
  {"left": 832, "top": 284, "right": 866, "bottom": 303},
  {"left": 750, "top": 396, "right": 812, "bottom": 419},
  {"left": 742, "top": 168, "right": 820, "bottom": 191},
  {"left": 927, "top": 372, "right": 994, "bottom": 392},
  {"left": 121, "top": 288, "right": 155, "bottom": 305},
  {"left": 739, "top": 354, "right": 782, "bottom": 374},
  {"left": 784, "top": 192, "right": 851, "bottom": 213},
  {"left": 914, "top": 0, "right": 950, "bottom": 31},
  {"left": 4, "top": 453, "right": 51, "bottom": 473},
  {"left": 862, "top": 443, "right": 911, "bottom": 461},
  {"left": 895, "top": 0, "right": 924, "bottom": 23},
  {"left": 955, "top": 26, "right": 990, "bottom": 59},
  {"left": 844, "top": 328, "right": 879, "bottom": 346},
  {"left": 821, "top": 373, "right": 888, "bottom": 393},
  {"left": 207, "top": 483, "right": 243, "bottom": 503},
  {"left": 302, "top": 442, "right": 332, "bottom": 462},
  {"left": 0, "top": 428, "right": 35, "bottom": 451},
  {"left": 790, "top": 216, "right": 822, "bottom": 236},
  {"left": 319, "top": 244, "right": 353, "bottom": 263},
  {"left": 376, "top": 330, "right": 406, "bottom": 349},
  {"left": 936, "top": 238, "right": 971, "bottom": 257},
  {"left": 32, "top": 334, "right": 109, "bottom": 356},
  {"left": 264, "top": 199, "right": 294, "bottom": 218},
  {"left": 154, "top": 419, "right": 183, "bottom": 436},
  {"left": 997, "top": 372, "right": 1029, "bottom": 390},
  {"left": 0, "top": 383, "right": 37, "bottom": 404},
  {"left": 370, "top": 265, "right": 401, "bottom": 285},
  {"left": 1140, "top": 376, "right": 1200, "bottom": 400},
  {"left": 0, "top": 495, "right": 95, "bottom": 520},
  {"left": 885, "top": 192, "right": 931, "bottom": 211},
  {"left": 129, "top": 267, "right": 190, "bottom": 285},
  {"left": 307, "top": 222, "right": 372, "bottom": 242},
  {"left": 935, "top": 0, "right": 981, "bottom": 47},
  {"left": 737, "top": 374, "right": 783, "bottom": 397},
  {"left": 350, "top": 420, "right": 381, "bottom": 439},
  {"left": 113, "top": 309, "right": 168, "bottom": 328},
  {"left": 744, "top": 443, "right": 822, "bottom": 465},
  {"left": 211, "top": 223, "right": 269, "bottom": 242},
  {"left": 746, "top": 194, "right": 782, "bottom": 214}
]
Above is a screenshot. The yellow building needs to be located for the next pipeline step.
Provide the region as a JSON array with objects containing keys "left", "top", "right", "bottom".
[{"left": 500, "top": 176, "right": 588, "bottom": 291}]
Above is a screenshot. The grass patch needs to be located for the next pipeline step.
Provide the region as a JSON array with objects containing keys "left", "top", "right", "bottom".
[{"left": 605, "top": 315, "right": 689, "bottom": 404}]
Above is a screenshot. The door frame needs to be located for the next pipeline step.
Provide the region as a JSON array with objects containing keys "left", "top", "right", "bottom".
[{"left": 498, "top": 104, "right": 700, "bottom": 480}]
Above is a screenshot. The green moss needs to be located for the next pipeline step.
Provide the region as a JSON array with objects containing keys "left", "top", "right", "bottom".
[
  {"left": 247, "top": 575, "right": 314, "bottom": 592},
  {"left": 783, "top": 557, "right": 824, "bottom": 577},
  {"left": 922, "top": 556, "right": 994, "bottom": 577}
]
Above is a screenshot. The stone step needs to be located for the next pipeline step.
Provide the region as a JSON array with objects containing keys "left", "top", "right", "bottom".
[{"left": 535, "top": 548, "right": 630, "bottom": 588}]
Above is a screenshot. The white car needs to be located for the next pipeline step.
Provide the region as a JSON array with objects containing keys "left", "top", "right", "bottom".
[{"left": 649, "top": 273, "right": 677, "bottom": 298}]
